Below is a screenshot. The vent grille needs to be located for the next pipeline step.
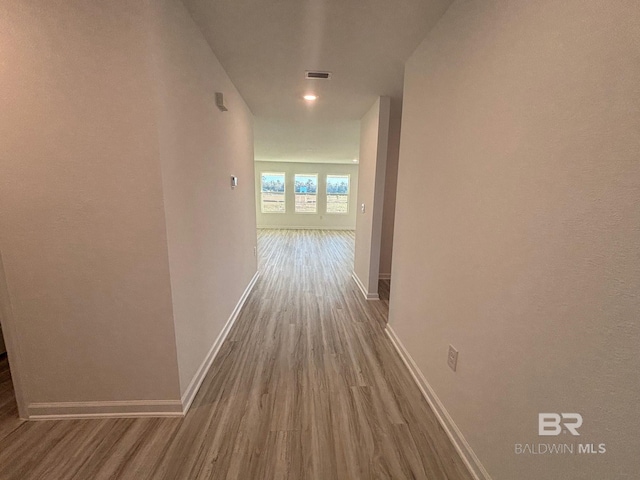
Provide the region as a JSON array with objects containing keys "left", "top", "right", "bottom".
[{"left": 305, "top": 71, "right": 332, "bottom": 80}]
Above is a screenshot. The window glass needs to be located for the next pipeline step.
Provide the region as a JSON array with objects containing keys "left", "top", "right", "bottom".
[
  {"left": 326, "top": 174, "right": 350, "bottom": 214},
  {"left": 294, "top": 174, "right": 318, "bottom": 213},
  {"left": 261, "top": 172, "right": 286, "bottom": 213}
]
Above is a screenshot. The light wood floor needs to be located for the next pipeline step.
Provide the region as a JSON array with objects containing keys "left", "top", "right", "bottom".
[{"left": 0, "top": 229, "right": 471, "bottom": 479}]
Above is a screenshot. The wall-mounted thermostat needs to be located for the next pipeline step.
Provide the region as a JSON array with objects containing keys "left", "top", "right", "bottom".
[{"left": 231, "top": 175, "right": 238, "bottom": 188}]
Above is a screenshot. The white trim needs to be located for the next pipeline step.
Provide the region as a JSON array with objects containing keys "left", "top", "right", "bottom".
[
  {"left": 260, "top": 171, "right": 286, "bottom": 214},
  {"left": 385, "top": 325, "right": 492, "bottom": 480},
  {"left": 24, "top": 270, "right": 261, "bottom": 421},
  {"left": 257, "top": 226, "right": 354, "bottom": 231},
  {"left": 379, "top": 273, "right": 391, "bottom": 280},
  {"left": 27, "top": 400, "right": 183, "bottom": 420},
  {"left": 180, "top": 270, "right": 260, "bottom": 414},
  {"left": 352, "top": 271, "right": 380, "bottom": 300}
]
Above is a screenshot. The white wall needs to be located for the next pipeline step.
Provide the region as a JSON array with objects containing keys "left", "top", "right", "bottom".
[
  {"left": 390, "top": 1, "right": 640, "bottom": 479},
  {"left": 150, "top": 0, "right": 258, "bottom": 400},
  {"left": 0, "top": 0, "right": 258, "bottom": 417},
  {"left": 255, "top": 161, "right": 358, "bottom": 230},
  {"left": 0, "top": 1, "right": 181, "bottom": 414},
  {"left": 379, "top": 98, "right": 402, "bottom": 278},
  {"left": 354, "top": 97, "right": 390, "bottom": 298}
]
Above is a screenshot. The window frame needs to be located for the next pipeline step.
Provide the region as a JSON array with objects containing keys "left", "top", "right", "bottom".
[
  {"left": 325, "top": 174, "right": 350, "bottom": 215},
  {"left": 260, "top": 172, "right": 287, "bottom": 214},
  {"left": 294, "top": 173, "right": 319, "bottom": 214}
]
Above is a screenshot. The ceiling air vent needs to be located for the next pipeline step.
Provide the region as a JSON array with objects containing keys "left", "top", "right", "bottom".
[{"left": 305, "top": 71, "right": 332, "bottom": 80}]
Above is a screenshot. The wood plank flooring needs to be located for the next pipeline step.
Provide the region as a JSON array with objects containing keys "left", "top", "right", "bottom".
[
  {"left": 0, "top": 229, "right": 472, "bottom": 480},
  {"left": 0, "top": 354, "right": 24, "bottom": 443}
]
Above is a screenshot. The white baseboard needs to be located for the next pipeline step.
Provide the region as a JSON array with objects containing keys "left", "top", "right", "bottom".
[
  {"left": 385, "top": 325, "right": 492, "bottom": 480},
  {"left": 352, "top": 271, "right": 379, "bottom": 300},
  {"left": 379, "top": 273, "right": 391, "bottom": 280},
  {"left": 257, "top": 226, "right": 355, "bottom": 231},
  {"left": 27, "top": 399, "right": 183, "bottom": 420},
  {"left": 26, "top": 271, "right": 261, "bottom": 421},
  {"left": 180, "top": 270, "right": 260, "bottom": 414}
]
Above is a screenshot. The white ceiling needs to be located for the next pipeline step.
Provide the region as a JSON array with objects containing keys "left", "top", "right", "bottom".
[{"left": 182, "top": 0, "right": 452, "bottom": 163}]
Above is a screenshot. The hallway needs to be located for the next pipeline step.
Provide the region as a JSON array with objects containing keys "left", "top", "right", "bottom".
[{"left": 0, "top": 230, "right": 470, "bottom": 479}]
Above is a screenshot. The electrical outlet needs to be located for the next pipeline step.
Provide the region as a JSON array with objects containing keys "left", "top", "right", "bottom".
[
  {"left": 447, "top": 345, "right": 458, "bottom": 372},
  {"left": 253, "top": 246, "right": 257, "bottom": 257}
]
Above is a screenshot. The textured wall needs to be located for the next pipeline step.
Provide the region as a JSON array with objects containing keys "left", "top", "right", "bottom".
[
  {"left": 0, "top": 0, "right": 259, "bottom": 414},
  {"left": 150, "top": 0, "right": 258, "bottom": 396},
  {"left": 390, "top": 1, "right": 640, "bottom": 478},
  {"left": 354, "top": 97, "right": 390, "bottom": 295},
  {"left": 379, "top": 98, "right": 402, "bottom": 277},
  {"left": 0, "top": 1, "right": 181, "bottom": 407}
]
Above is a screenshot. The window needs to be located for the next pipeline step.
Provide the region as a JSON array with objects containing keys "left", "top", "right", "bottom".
[
  {"left": 294, "top": 174, "right": 318, "bottom": 213},
  {"left": 261, "top": 172, "right": 286, "bottom": 213},
  {"left": 326, "top": 174, "right": 350, "bottom": 214}
]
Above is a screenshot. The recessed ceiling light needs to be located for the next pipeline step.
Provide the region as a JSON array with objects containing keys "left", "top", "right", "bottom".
[
  {"left": 303, "top": 94, "right": 317, "bottom": 101},
  {"left": 353, "top": 158, "right": 358, "bottom": 162}
]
